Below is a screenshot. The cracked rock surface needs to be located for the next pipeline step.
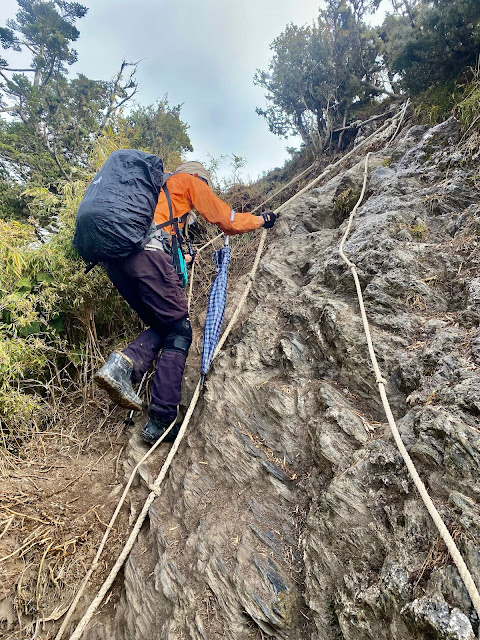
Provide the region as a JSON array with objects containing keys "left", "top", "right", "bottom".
[{"left": 87, "top": 117, "right": 480, "bottom": 639}]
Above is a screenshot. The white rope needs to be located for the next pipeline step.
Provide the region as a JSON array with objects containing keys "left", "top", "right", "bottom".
[
  {"left": 66, "top": 106, "right": 408, "bottom": 639},
  {"left": 68, "top": 383, "right": 201, "bottom": 640},
  {"left": 66, "top": 227, "right": 272, "bottom": 638},
  {"left": 339, "top": 152, "right": 480, "bottom": 624},
  {"left": 386, "top": 99, "right": 410, "bottom": 147},
  {"left": 66, "top": 237, "right": 271, "bottom": 640},
  {"left": 187, "top": 113, "right": 399, "bottom": 313},
  {"left": 275, "top": 115, "right": 396, "bottom": 214},
  {"left": 186, "top": 159, "right": 320, "bottom": 309},
  {"left": 55, "top": 418, "right": 178, "bottom": 640}
]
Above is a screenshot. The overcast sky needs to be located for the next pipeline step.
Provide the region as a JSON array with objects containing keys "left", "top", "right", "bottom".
[{"left": 1, "top": 0, "right": 387, "bottom": 181}]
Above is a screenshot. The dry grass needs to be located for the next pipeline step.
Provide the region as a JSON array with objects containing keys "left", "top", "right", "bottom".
[
  {"left": 0, "top": 211, "right": 262, "bottom": 638},
  {"left": 406, "top": 291, "right": 427, "bottom": 311},
  {"left": 413, "top": 526, "right": 464, "bottom": 590},
  {"left": 0, "top": 115, "right": 417, "bottom": 638},
  {"left": 0, "top": 337, "right": 136, "bottom": 639}
]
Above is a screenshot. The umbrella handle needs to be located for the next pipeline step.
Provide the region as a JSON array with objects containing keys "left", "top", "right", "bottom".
[{"left": 224, "top": 210, "right": 235, "bottom": 247}]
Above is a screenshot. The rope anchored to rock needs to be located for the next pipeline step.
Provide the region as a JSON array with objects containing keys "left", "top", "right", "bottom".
[
  {"left": 339, "top": 151, "right": 480, "bottom": 625},
  {"left": 64, "top": 107, "right": 408, "bottom": 639}
]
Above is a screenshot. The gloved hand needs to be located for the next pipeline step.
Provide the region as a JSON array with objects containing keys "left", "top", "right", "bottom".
[
  {"left": 185, "top": 251, "right": 197, "bottom": 267},
  {"left": 262, "top": 211, "right": 277, "bottom": 229}
]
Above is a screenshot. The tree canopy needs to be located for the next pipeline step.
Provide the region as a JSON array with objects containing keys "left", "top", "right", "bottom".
[
  {"left": 255, "top": 0, "right": 480, "bottom": 151},
  {"left": 0, "top": 2, "right": 143, "bottom": 182},
  {"left": 124, "top": 99, "right": 193, "bottom": 171},
  {"left": 381, "top": 0, "right": 480, "bottom": 95},
  {"left": 0, "top": 0, "right": 192, "bottom": 219},
  {"left": 255, "top": 0, "right": 388, "bottom": 152}
]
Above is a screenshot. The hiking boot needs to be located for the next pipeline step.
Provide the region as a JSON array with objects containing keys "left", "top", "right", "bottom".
[
  {"left": 141, "top": 413, "right": 180, "bottom": 444},
  {"left": 94, "top": 352, "right": 142, "bottom": 411}
]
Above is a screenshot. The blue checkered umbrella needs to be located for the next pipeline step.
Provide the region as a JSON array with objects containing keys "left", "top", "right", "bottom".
[{"left": 201, "top": 244, "right": 231, "bottom": 384}]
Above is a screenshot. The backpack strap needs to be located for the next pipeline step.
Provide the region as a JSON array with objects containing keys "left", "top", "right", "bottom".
[
  {"left": 161, "top": 172, "right": 173, "bottom": 186},
  {"left": 156, "top": 178, "right": 188, "bottom": 243},
  {"left": 154, "top": 174, "right": 195, "bottom": 265},
  {"left": 155, "top": 213, "right": 189, "bottom": 232},
  {"left": 84, "top": 262, "right": 98, "bottom": 274}
]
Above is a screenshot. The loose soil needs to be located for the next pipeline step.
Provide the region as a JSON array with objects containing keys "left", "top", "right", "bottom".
[{"left": 0, "top": 391, "right": 157, "bottom": 640}]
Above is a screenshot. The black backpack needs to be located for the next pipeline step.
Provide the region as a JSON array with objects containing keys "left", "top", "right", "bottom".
[{"left": 73, "top": 149, "right": 166, "bottom": 264}]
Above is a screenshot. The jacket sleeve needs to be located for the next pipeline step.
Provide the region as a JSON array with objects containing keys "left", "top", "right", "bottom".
[{"left": 186, "top": 176, "right": 262, "bottom": 235}]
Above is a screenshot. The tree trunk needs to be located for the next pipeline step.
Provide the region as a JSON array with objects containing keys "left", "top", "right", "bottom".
[
  {"left": 359, "top": 79, "right": 400, "bottom": 99},
  {"left": 33, "top": 45, "right": 45, "bottom": 88},
  {"left": 294, "top": 110, "right": 318, "bottom": 152},
  {"left": 338, "top": 109, "right": 348, "bottom": 150}
]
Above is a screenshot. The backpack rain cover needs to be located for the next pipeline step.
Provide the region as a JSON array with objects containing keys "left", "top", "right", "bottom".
[{"left": 73, "top": 149, "right": 164, "bottom": 263}]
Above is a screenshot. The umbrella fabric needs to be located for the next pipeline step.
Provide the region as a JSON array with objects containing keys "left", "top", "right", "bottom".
[{"left": 201, "top": 246, "right": 231, "bottom": 378}]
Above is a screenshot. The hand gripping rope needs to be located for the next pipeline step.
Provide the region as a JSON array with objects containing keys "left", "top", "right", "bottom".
[{"left": 63, "top": 105, "right": 478, "bottom": 639}]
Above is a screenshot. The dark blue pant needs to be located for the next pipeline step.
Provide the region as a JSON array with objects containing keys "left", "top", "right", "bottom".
[{"left": 105, "top": 248, "right": 190, "bottom": 422}]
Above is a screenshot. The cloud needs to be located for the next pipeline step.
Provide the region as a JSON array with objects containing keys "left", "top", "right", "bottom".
[{"left": 1, "top": 0, "right": 326, "bottom": 179}]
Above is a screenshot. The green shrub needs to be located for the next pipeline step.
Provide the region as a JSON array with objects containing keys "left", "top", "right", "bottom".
[
  {"left": 0, "top": 166, "right": 140, "bottom": 447},
  {"left": 381, "top": 0, "right": 480, "bottom": 97},
  {"left": 456, "top": 70, "right": 480, "bottom": 133},
  {"left": 408, "top": 221, "right": 429, "bottom": 240}
]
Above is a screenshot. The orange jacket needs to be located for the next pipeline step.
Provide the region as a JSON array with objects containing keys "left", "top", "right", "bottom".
[{"left": 153, "top": 172, "right": 262, "bottom": 236}]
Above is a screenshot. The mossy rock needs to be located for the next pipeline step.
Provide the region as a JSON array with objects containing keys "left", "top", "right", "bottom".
[{"left": 334, "top": 187, "right": 362, "bottom": 219}]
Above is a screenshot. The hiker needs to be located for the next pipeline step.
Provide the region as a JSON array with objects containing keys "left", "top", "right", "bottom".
[{"left": 94, "top": 161, "right": 277, "bottom": 444}]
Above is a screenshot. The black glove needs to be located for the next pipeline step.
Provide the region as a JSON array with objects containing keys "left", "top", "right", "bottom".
[
  {"left": 262, "top": 211, "right": 277, "bottom": 229},
  {"left": 186, "top": 243, "right": 197, "bottom": 268}
]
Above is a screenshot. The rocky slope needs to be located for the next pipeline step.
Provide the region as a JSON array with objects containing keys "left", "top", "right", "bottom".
[{"left": 87, "top": 117, "right": 480, "bottom": 640}]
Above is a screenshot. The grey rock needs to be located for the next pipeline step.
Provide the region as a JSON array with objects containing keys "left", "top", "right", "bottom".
[
  {"left": 84, "top": 117, "right": 480, "bottom": 640},
  {"left": 402, "top": 597, "right": 474, "bottom": 640}
]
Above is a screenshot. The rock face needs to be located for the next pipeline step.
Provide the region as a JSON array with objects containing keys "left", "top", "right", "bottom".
[{"left": 89, "top": 117, "right": 480, "bottom": 639}]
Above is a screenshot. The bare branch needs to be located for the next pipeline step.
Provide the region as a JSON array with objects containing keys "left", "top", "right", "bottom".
[
  {"left": 0, "top": 105, "right": 20, "bottom": 114},
  {"left": 99, "top": 60, "right": 139, "bottom": 131},
  {"left": 44, "top": 134, "right": 71, "bottom": 181},
  {"left": 0, "top": 68, "right": 35, "bottom": 73},
  {"left": 0, "top": 88, "right": 29, "bottom": 124},
  {"left": 51, "top": 149, "right": 71, "bottom": 182},
  {"left": 17, "top": 107, "right": 28, "bottom": 125},
  {"left": 19, "top": 41, "right": 37, "bottom": 55},
  {"left": 0, "top": 70, "right": 12, "bottom": 84},
  {"left": 359, "top": 79, "right": 400, "bottom": 99},
  {"left": 332, "top": 110, "right": 390, "bottom": 134},
  {"left": 109, "top": 87, "right": 138, "bottom": 112}
]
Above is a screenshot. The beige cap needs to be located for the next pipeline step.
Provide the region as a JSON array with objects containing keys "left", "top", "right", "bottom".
[{"left": 175, "top": 161, "right": 212, "bottom": 188}]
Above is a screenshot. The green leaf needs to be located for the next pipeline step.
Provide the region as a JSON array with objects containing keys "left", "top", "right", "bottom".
[
  {"left": 6, "top": 292, "right": 23, "bottom": 303},
  {"left": 49, "top": 316, "right": 64, "bottom": 333},
  {"left": 68, "top": 349, "right": 86, "bottom": 365},
  {"left": 36, "top": 272, "right": 53, "bottom": 284},
  {"left": 15, "top": 277, "right": 32, "bottom": 292},
  {"left": 19, "top": 321, "right": 41, "bottom": 337}
]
